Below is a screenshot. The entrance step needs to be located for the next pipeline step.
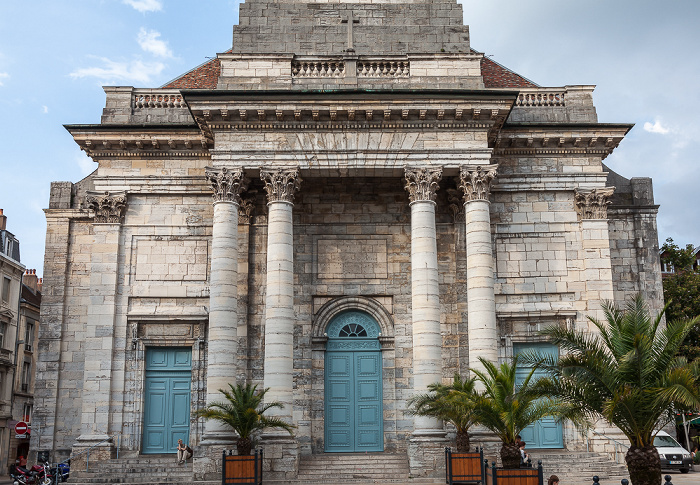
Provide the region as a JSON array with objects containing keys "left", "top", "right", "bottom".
[
  {"left": 529, "top": 450, "right": 629, "bottom": 482},
  {"left": 68, "top": 455, "right": 193, "bottom": 484},
  {"left": 297, "top": 453, "right": 410, "bottom": 481}
]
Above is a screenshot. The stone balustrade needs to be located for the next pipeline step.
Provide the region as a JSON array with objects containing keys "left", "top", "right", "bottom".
[
  {"left": 515, "top": 89, "right": 566, "bottom": 107},
  {"left": 133, "top": 90, "right": 185, "bottom": 109},
  {"left": 357, "top": 60, "right": 410, "bottom": 77},
  {"left": 292, "top": 60, "right": 345, "bottom": 77}
]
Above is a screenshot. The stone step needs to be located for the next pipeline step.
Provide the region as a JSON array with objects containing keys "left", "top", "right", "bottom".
[{"left": 297, "top": 452, "right": 410, "bottom": 481}]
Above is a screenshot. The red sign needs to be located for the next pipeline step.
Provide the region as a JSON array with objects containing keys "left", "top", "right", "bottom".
[{"left": 14, "top": 422, "right": 28, "bottom": 435}]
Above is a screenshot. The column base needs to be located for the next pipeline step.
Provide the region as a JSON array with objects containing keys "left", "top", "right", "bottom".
[
  {"left": 408, "top": 434, "right": 449, "bottom": 478},
  {"left": 260, "top": 435, "right": 299, "bottom": 480},
  {"left": 70, "top": 435, "right": 115, "bottom": 477}
]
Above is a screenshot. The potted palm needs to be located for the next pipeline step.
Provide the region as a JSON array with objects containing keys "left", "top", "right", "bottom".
[
  {"left": 531, "top": 295, "right": 700, "bottom": 485},
  {"left": 197, "top": 383, "right": 295, "bottom": 484},
  {"left": 408, "top": 374, "right": 483, "bottom": 484},
  {"left": 471, "top": 356, "right": 582, "bottom": 470}
]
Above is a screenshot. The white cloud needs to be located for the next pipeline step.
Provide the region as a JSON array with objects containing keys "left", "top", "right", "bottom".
[
  {"left": 0, "top": 72, "right": 9, "bottom": 86},
  {"left": 42, "top": 105, "right": 49, "bottom": 114},
  {"left": 76, "top": 152, "right": 97, "bottom": 176},
  {"left": 70, "top": 56, "right": 165, "bottom": 85},
  {"left": 643, "top": 120, "right": 670, "bottom": 135},
  {"left": 123, "top": 0, "right": 163, "bottom": 13},
  {"left": 137, "top": 28, "right": 173, "bottom": 58}
]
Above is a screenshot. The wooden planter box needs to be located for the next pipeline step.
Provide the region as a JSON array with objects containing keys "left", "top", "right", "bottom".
[
  {"left": 485, "top": 460, "right": 543, "bottom": 485},
  {"left": 222, "top": 449, "right": 263, "bottom": 485},
  {"left": 445, "top": 447, "right": 485, "bottom": 484}
]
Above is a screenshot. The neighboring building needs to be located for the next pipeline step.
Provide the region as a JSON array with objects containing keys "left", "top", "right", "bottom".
[
  {"left": 32, "top": 0, "right": 664, "bottom": 480},
  {"left": 659, "top": 245, "right": 700, "bottom": 277},
  {"left": 9, "top": 270, "right": 41, "bottom": 465},
  {"left": 0, "top": 209, "right": 26, "bottom": 473}
]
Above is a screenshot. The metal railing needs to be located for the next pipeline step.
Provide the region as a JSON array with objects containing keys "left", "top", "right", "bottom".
[{"left": 588, "top": 430, "right": 629, "bottom": 464}]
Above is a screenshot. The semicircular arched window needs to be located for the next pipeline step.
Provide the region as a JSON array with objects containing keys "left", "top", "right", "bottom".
[{"left": 338, "top": 323, "right": 368, "bottom": 337}]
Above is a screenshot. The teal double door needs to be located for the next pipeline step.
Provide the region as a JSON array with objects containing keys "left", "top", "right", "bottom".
[
  {"left": 324, "top": 311, "right": 384, "bottom": 452},
  {"left": 143, "top": 348, "right": 192, "bottom": 454},
  {"left": 514, "top": 343, "right": 563, "bottom": 448}
]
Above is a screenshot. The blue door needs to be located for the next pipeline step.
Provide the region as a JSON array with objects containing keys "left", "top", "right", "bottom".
[
  {"left": 324, "top": 311, "right": 383, "bottom": 452},
  {"left": 514, "top": 343, "right": 563, "bottom": 448},
  {"left": 143, "top": 347, "right": 192, "bottom": 454}
]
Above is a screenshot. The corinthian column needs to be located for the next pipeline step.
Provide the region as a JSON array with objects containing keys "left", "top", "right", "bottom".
[
  {"left": 203, "top": 167, "right": 248, "bottom": 442},
  {"left": 261, "top": 168, "right": 301, "bottom": 426},
  {"left": 405, "top": 167, "right": 444, "bottom": 437},
  {"left": 459, "top": 165, "right": 499, "bottom": 377}
]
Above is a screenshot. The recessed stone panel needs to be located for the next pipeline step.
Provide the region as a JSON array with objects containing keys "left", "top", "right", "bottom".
[{"left": 316, "top": 237, "right": 388, "bottom": 280}]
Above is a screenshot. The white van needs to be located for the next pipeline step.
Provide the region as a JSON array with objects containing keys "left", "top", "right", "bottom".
[{"left": 654, "top": 430, "right": 692, "bottom": 473}]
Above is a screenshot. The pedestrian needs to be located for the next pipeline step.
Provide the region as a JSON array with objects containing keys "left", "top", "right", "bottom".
[
  {"left": 176, "top": 439, "right": 192, "bottom": 464},
  {"left": 548, "top": 475, "right": 560, "bottom": 485},
  {"left": 519, "top": 441, "right": 530, "bottom": 465}
]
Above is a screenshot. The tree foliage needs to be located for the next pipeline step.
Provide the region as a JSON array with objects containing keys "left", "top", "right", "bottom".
[{"left": 661, "top": 238, "right": 700, "bottom": 361}]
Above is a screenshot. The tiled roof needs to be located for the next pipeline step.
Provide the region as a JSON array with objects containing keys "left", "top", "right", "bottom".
[
  {"left": 161, "top": 57, "right": 221, "bottom": 89},
  {"left": 161, "top": 53, "right": 538, "bottom": 90},
  {"left": 480, "top": 56, "right": 538, "bottom": 89}
]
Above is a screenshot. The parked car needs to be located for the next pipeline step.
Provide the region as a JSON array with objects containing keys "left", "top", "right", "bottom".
[{"left": 654, "top": 430, "right": 692, "bottom": 473}]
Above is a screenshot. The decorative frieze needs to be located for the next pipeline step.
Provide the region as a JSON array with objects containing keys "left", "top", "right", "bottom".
[
  {"left": 205, "top": 167, "right": 249, "bottom": 204},
  {"left": 85, "top": 191, "right": 127, "bottom": 223},
  {"left": 574, "top": 187, "right": 615, "bottom": 220},
  {"left": 459, "top": 165, "right": 498, "bottom": 203},
  {"left": 261, "top": 168, "right": 301, "bottom": 204},
  {"left": 404, "top": 167, "right": 442, "bottom": 203}
]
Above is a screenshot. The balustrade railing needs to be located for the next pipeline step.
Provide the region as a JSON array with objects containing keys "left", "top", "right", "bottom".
[
  {"left": 516, "top": 89, "right": 566, "bottom": 107},
  {"left": 291, "top": 60, "right": 345, "bottom": 78},
  {"left": 133, "top": 91, "right": 184, "bottom": 109},
  {"left": 357, "top": 60, "right": 410, "bottom": 78}
]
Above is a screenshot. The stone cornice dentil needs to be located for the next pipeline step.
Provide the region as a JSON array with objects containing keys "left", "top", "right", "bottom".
[
  {"left": 85, "top": 191, "right": 127, "bottom": 223},
  {"left": 205, "top": 167, "right": 249, "bottom": 204},
  {"left": 404, "top": 167, "right": 442, "bottom": 203},
  {"left": 574, "top": 187, "right": 615, "bottom": 220},
  {"left": 459, "top": 165, "right": 498, "bottom": 203},
  {"left": 261, "top": 168, "right": 301, "bottom": 204}
]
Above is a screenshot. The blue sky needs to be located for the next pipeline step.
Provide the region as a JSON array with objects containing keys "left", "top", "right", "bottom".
[{"left": 0, "top": 0, "right": 698, "bottom": 276}]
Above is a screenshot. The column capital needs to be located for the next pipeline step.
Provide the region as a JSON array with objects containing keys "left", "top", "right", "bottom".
[
  {"left": 574, "top": 187, "right": 615, "bottom": 220},
  {"left": 459, "top": 164, "right": 498, "bottom": 203},
  {"left": 85, "top": 191, "right": 127, "bottom": 224},
  {"left": 205, "top": 167, "right": 249, "bottom": 204},
  {"left": 404, "top": 167, "right": 442, "bottom": 203},
  {"left": 261, "top": 168, "right": 301, "bottom": 204}
]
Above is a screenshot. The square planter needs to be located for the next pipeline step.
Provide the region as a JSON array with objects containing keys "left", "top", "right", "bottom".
[
  {"left": 485, "top": 460, "right": 543, "bottom": 485},
  {"left": 445, "top": 446, "right": 485, "bottom": 484},
  {"left": 222, "top": 449, "right": 263, "bottom": 485}
]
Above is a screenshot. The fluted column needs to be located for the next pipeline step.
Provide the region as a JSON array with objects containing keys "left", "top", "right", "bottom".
[
  {"left": 203, "top": 167, "right": 248, "bottom": 442},
  {"left": 261, "top": 168, "right": 301, "bottom": 427},
  {"left": 460, "top": 165, "right": 499, "bottom": 378},
  {"left": 405, "top": 167, "right": 444, "bottom": 437}
]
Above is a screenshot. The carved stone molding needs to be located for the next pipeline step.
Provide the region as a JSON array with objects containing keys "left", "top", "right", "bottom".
[
  {"left": 85, "top": 191, "right": 127, "bottom": 223},
  {"left": 238, "top": 197, "right": 255, "bottom": 224},
  {"left": 260, "top": 168, "right": 301, "bottom": 204},
  {"left": 459, "top": 164, "right": 498, "bottom": 203},
  {"left": 205, "top": 167, "right": 249, "bottom": 204},
  {"left": 574, "top": 187, "right": 615, "bottom": 220},
  {"left": 404, "top": 167, "right": 442, "bottom": 203},
  {"left": 446, "top": 188, "right": 465, "bottom": 223}
]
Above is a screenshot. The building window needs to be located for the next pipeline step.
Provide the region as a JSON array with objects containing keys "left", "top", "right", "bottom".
[
  {"left": 24, "top": 320, "right": 34, "bottom": 352},
  {"left": 0, "top": 322, "right": 6, "bottom": 348},
  {"left": 1, "top": 276, "right": 10, "bottom": 303},
  {"left": 21, "top": 360, "right": 31, "bottom": 392},
  {"left": 22, "top": 404, "right": 32, "bottom": 423}
]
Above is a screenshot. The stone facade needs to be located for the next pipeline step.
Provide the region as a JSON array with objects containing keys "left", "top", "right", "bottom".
[{"left": 31, "top": 0, "right": 663, "bottom": 480}]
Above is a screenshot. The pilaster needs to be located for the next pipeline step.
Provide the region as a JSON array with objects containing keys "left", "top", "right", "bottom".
[{"left": 459, "top": 165, "right": 499, "bottom": 377}]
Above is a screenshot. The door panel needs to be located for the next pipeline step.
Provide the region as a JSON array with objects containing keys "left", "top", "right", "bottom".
[
  {"left": 514, "top": 343, "right": 563, "bottom": 449},
  {"left": 143, "top": 348, "right": 192, "bottom": 454}
]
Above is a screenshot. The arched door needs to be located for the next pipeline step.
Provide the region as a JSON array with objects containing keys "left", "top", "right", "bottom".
[{"left": 324, "top": 311, "right": 383, "bottom": 452}]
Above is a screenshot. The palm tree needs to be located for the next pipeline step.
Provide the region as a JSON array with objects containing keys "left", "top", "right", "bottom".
[
  {"left": 407, "top": 373, "right": 479, "bottom": 452},
  {"left": 471, "top": 355, "right": 582, "bottom": 469},
  {"left": 532, "top": 295, "right": 700, "bottom": 485},
  {"left": 196, "top": 383, "right": 295, "bottom": 455}
]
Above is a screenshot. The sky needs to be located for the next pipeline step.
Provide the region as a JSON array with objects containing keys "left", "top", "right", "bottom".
[{"left": 0, "top": 0, "right": 698, "bottom": 276}]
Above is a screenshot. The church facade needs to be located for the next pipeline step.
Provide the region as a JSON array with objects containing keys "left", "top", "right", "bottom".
[{"left": 32, "top": 0, "right": 664, "bottom": 480}]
